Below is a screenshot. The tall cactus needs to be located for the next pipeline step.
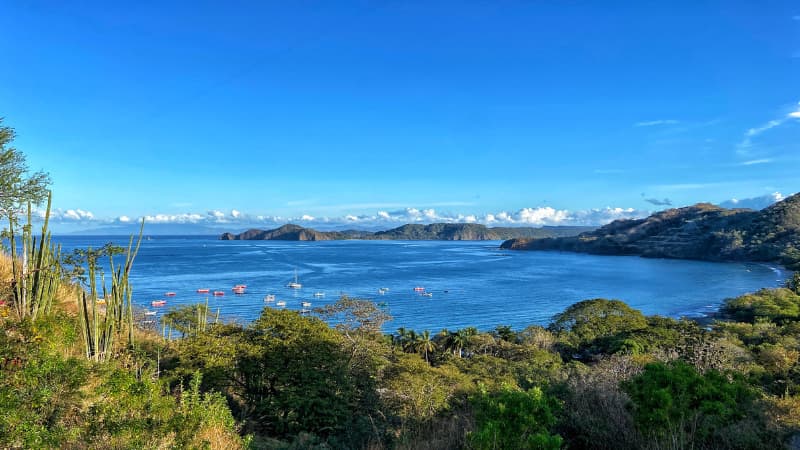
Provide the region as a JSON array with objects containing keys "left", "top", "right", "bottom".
[
  {"left": 8, "top": 192, "right": 61, "bottom": 320},
  {"left": 77, "top": 219, "right": 144, "bottom": 361}
]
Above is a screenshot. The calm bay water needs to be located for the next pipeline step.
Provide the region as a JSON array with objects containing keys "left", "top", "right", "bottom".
[{"left": 53, "top": 236, "right": 786, "bottom": 332}]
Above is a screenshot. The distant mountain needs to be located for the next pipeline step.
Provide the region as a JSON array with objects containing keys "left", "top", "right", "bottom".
[
  {"left": 220, "top": 223, "right": 595, "bottom": 241},
  {"left": 501, "top": 193, "right": 800, "bottom": 269},
  {"left": 221, "top": 224, "right": 349, "bottom": 241}
]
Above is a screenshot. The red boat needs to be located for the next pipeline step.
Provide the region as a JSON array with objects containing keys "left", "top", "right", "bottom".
[
  {"left": 196, "top": 288, "right": 210, "bottom": 293},
  {"left": 151, "top": 300, "right": 167, "bottom": 307},
  {"left": 234, "top": 284, "right": 247, "bottom": 288},
  {"left": 413, "top": 287, "right": 425, "bottom": 292},
  {"left": 213, "top": 291, "right": 225, "bottom": 297},
  {"left": 165, "top": 292, "right": 176, "bottom": 297}
]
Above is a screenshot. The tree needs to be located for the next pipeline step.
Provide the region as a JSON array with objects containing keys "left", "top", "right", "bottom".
[
  {"left": 493, "top": 325, "right": 516, "bottom": 343},
  {"left": 621, "top": 361, "right": 762, "bottom": 447},
  {"left": 722, "top": 288, "right": 800, "bottom": 324},
  {"left": 549, "top": 299, "right": 647, "bottom": 348},
  {"left": 0, "top": 120, "right": 51, "bottom": 224},
  {"left": 786, "top": 272, "right": 800, "bottom": 295},
  {"left": 442, "top": 328, "right": 473, "bottom": 358},
  {"left": 233, "top": 308, "right": 368, "bottom": 442},
  {"left": 415, "top": 330, "right": 437, "bottom": 363},
  {"left": 468, "top": 385, "right": 563, "bottom": 450}
]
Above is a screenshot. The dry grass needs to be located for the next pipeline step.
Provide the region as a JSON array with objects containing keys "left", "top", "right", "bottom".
[
  {"left": 0, "top": 252, "right": 13, "bottom": 281},
  {"left": 193, "top": 424, "right": 247, "bottom": 449}
]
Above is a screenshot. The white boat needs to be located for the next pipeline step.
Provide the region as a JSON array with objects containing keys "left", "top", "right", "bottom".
[
  {"left": 378, "top": 287, "right": 389, "bottom": 295},
  {"left": 422, "top": 292, "right": 433, "bottom": 297},
  {"left": 144, "top": 310, "right": 157, "bottom": 316},
  {"left": 301, "top": 301, "right": 312, "bottom": 308},
  {"left": 276, "top": 300, "right": 287, "bottom": 307},
  {"left": 264, "top": 294, "right": 276, "bottom": 302},
  {"left": 300, "top": 309, "right": 311, "bottom": 314},
  {"left": 286, "top": 270, "right": 302, "bottom": 289},
  {"left": 313, "top": 292, "right": 325, "bottom": 297}
]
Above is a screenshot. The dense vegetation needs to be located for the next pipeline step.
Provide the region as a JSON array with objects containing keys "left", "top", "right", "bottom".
[
  {"left": 3, "top": 120, "right": 800, "bottom": 448},
  {"left": 4, "top": 249, "right": 800, "bottom": 449}
]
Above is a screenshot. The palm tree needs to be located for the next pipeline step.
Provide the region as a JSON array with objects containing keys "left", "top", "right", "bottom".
[
  {"left": 395, "top": 327, "right": 409, "bottom": 348},
  {"left": 404, "top": 330, "right": 419, "bottom": 353},
  {"left": 451, "top": 329, "right": 472, "bottom": 358},
  {"left": 494, "top": 325, "right": 516, "bottom": 342},
  {"left": 416, "top": 330, "right": 437, "bottom": 363}
]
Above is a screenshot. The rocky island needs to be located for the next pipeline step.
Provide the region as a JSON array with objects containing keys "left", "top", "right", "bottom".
[
  {"left": 220, "top": 223, "right": 594, "bottom": 241},
  {"left": 502, "top": 193, "right": 800, "bottom": 269}
]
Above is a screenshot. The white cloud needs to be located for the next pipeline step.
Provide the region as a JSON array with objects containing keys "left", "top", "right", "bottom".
[
  {"left": 738, "top": 101, "right": 800, "bottom": 152},
  {"left": 635, "top": 119, "right": 679, "bottom": 127},
  {"left": 739, "top": 158, "right": 773, "bottom": 166},
  {"left": 37, "top": 204, "right": 654, "bottom": 231},
  {"left": 746, "top": 119, "right": 783, "bottom": 137},
  {"left": 46, "top": 208, "right": 95, "bottom": 221},
  {"left": 719, "top": 192, "right": 786, "bottom": 210},
  {"left": 142, "top": 213, "right": 205, "bottom": 224}
]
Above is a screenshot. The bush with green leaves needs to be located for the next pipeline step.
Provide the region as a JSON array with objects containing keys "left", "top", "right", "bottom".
[
  {"left": 468, "top": 385, "right": 562, "bottom": 450},
  {"left": 722, "top": 288, "right": 800, "bottom": 324},
  {"left": 622, "top": 361, "right": 779, "bottom": 448}
]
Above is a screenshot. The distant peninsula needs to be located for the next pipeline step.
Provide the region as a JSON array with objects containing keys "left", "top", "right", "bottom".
[
  {"left": 501, "top": 193, "right": 800, "bottom": 269},
  {"left": 220, "top": 223, "right": 595, "bottom": 241}
]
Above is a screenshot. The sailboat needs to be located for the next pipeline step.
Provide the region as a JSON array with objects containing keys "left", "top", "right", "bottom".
[{"left": 286, "top": 269, "right": 302, "bottom": 289}]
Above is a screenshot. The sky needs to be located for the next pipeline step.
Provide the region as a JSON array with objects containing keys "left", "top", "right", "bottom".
[{"left": 1, "top": 1, "right": 799, "bottom": 233}]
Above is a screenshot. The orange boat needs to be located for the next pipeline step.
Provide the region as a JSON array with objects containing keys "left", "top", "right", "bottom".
[{"left": 196, "top": 288, "right": 210, "bottom": 293}]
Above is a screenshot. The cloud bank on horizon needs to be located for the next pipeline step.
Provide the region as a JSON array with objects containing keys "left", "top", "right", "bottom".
[
  {"left": 36, "top": 192, "right": 792, "bottom": 233},
  {"left": 718, "top": 192, "right": 786, "bottom": 210}
]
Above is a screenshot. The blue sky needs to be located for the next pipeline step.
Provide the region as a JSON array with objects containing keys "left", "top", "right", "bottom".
[{"left": 1, "top": 1, "right": 799, "bottom": 232}]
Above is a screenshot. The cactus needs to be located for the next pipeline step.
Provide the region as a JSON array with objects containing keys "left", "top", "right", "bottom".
[
  {"left": 8, "top": 192, "right": 61, "bottom": 320},
  {"left": 76, "top": 219, "right": 144, "bottom": 361}
]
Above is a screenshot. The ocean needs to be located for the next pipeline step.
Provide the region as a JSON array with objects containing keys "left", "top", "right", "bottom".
[{"left": 51, "top": 236, "right": 786, "bottom": 332}]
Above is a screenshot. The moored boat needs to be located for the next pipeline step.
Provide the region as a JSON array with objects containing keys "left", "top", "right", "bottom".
[
  {"left": 276, "top": 300, "right": 287, "bottom": 307},
  {"left": 165, "top": 292, "right": 176, "bottom": 297},
  {"left": 151, "top": 300, "right": 167, "bottom": 306},
  {"left": 287, "top": 270, "right": 302, "bottom": 289},
  {"left": 213, "top": 291, "right": 225, "bottom": 297},
  {"left": 301, "top": 301, "right": 312, "bottom": 308},
  {"left": 196, "top": 288, "right": 210, "bottom": 293}
]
